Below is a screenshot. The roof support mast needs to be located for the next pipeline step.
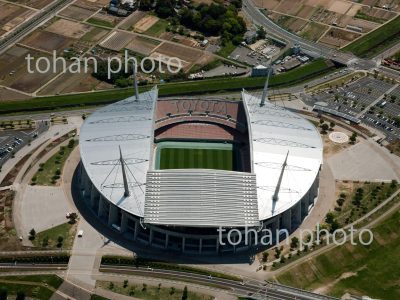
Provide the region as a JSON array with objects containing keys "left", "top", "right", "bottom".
[
  {"left": 133, "top": 62, "right": 139, "bottom": 101},
  {"left": 260, "top": 67, "right": 272, "bottom": 107},
  {"left": 272, "top": 150, "right": 289, "bottom": 201},
  {"left": 119, "top": 146, "right": 130, "bottom": 197}
]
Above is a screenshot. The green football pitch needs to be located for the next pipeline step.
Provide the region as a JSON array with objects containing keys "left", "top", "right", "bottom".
[{"left": 156, "top": 142, "right": 236, "bottom": 171}]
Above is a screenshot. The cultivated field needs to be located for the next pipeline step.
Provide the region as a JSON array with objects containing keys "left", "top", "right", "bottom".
[
  {"left": 0, "top": 46, "right": 65, "bottom": 93},
  {"left": 45, "top": 19, "right": 93, "bottom": 39},
  {"left": 119, "top": 10, "right": 147, "bottom": 30},
  {"left": 11, "top": 0, "right": 53, "bottom": 9},
  {"left": 59, "top": 3, "right": 97, "bottom": 21},
  {"left": 100, "top": 31, "right": 135, "bottom": 51},
  {"left": 125, "top": 36, "right": 160, "bottom": 56},
  {"left": 257, "top": 0, "right": 399, "bottom": 47},
  {"left": 134, "top": 15, "right": 159, "bottom": 33},
  {"left": 0, "top": 3, "right": 35, "bottom": 37},
  {"left": 20, "top": 30, "right": 73, "bottom": 53}
]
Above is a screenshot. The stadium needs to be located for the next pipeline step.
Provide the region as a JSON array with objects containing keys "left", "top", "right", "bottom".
[{"left": 78, "top": 86, "right": 323, "bottom": 254}]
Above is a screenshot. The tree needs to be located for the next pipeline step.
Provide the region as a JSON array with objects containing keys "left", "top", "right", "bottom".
[
  {"left": 57, "top": 236, "right": 64, "bottom": 248},
  {"left": 123, "top": 280, "right": 128, "bottom": 288},
  {"left": 42, "top": 236, "right": 49, "bottom": 247},
  {"left": 325, "top": 212, "right": 335, "bottom": 224},
  {"left": 170, "top": 287, "right": 175, "bottom": 295},
  {"left": 109, "top": 282, "right": 114, "bottom": 290},
  {"left": 68, "top": 212, "right": 78, "bottom": 224},
  {"left": 182, "top": 286, "right": 188, "bottom": 300},
  {"left": 329, "top": 121, "right": 335, "bottom": 129},
  {"left": 29, "top": 228, "right": 36, "bottom": 240},
  {"left": 350, "top": 132, "right": 357, "bottom": 143},
  {"left": 290, "top": 237, "right": 299, "bottom": 249},
  {"left": 16, "top": 291, "right": 25, "bottom": 300},
  {"left": 321, "top": 123, "right": 329, "bottom": 134},
  {"left": 262, "top": 251, "right": 269, "bottom": 262},
  {"left": 280, "top": 255, "right": 286, "bottom": 264},
  {"left": 0, "top": 288, "right": 7, "bottom": 300},
  {"left": 142, "top": 283, "right": 147, "bottom": 292},
  {"left": 256, "top": 26, "right": 266, "bottom": 40}
]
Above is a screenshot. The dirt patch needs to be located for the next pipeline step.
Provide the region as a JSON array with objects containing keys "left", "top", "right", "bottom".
[
  {"left": 275, "top": 0, "right": 303, "bottom": 15},
  {"left": 153, "top": 42, "right": 204, "bottom": 63},
  {"left": 134, "top": 15, "right": 159, "bottom": 33},
  {"left": 0, "top": 3, "right": 34, "bottom": 34},
  {"left": 11, "top": 0, "right": 53, "bottom": 9},
  {"left": 125, "top": 36, "right": 160, "bottom": 55},
  {"left": 45, "top": 19, "right": 92, "bottom": 39},
  {"left": 0, "top": 88, "right": 31, "bottom": 101},
  {"left": 59, "top": 4, "right": 96, "bottom": 21},
  {"left": 253, "top": 0, "right": 280, "bottom": 10},
  {"left": 320, "top": 27, "right": 361, "bottom": 47},
  {"left": 21, "top": 30, "right": 73, "bottom": 53},
  {"left": 0, "top": 46, "right": 65, "bottom": 93},
  {"left": 38, "top": 71, "right": 104, "bottom": 95},
  {"left": 119, "top": 10, "right": 147, "bottom": 30},
  {"left": 299, "top": 21, "right": 329, "bottom": 41},
  {"left": 328, "top": 0, "right": 352, "bottom": 15},
  {"left": 296, "top": 5, "right": 317, "bottom": 19}
]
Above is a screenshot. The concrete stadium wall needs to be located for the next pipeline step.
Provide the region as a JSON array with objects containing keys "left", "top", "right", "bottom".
[{"left": 78, "top": 162, "right": 320, "bottom": 255}]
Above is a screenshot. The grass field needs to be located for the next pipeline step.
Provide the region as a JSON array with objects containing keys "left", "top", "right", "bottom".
[
  {"left": 0, "top": 275, "right": 63, "bottom": 300},
  {"left": 157, "top": 142, "right": 235, "bottom": 171},
  {"left": 32, "top": 139, "right": 77, "bottom": 186},
  {"left": 33, "top": 222, "right": 77, "bottom": 249},
  {"left": 0, "top": 59, "right": 334, "bottom": 115},
  {"left": 276, "top": 210, "right": 400, "bottom": 299},
  {"left": 342, "top": 15, "right": 400, "bottom": 58},
  {"left": 98, "top": 281, "right": 213, "bottom": 300}
]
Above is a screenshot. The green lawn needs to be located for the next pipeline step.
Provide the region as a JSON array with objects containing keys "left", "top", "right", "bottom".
[
  {"left": 0, "top": 275, "right": 63, "bottom": 300},
  {"left": 32, "top": 222, "right": 77, "bottom": 249},
  {"left": 0, "top": 59, "right": 334, "bottom": 115},
  {"left": 276, "top": 210, "right": 400, "bottom": 299},
  {"left": 144, "top": 19, "right": 169, "bottom": 37},
  {"left": 98, "top": 281, "right": 213, "bottom": 300},
  {"left": 342, "top": 15, "right": 400, "bottom": 58},
  {"left": 32, "top": 139, "right": 78, "bottom": 186},
  {"left": 157, "top": 142, "right": 235, "bottom": 171}
]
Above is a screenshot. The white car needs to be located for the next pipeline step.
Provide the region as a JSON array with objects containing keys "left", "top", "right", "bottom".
[{"left": 77, "top": 230, "right": 84, "bottom": 237}]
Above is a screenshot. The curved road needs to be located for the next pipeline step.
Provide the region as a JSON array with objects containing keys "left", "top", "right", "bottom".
[{"left": 242, "top": 0, "right": 378, "bottom": 71}]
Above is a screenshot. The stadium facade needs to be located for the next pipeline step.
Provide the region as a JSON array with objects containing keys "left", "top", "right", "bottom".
[{"left": 78, "top": 87, "right": 323, "bottom": 254}]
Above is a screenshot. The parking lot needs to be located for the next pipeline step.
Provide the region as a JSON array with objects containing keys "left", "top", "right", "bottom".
[
  {"left": 304, "top": 77, "right": 400, "bottom": 142},
  {"left": 0, "top": 120, "right": 48, "bottom": 166}
]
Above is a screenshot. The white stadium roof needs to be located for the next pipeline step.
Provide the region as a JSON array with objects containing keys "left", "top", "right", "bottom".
[
  {"left": 242, "top": 91, "right": 323, "bottom": 220},
  {"left": 79, "top": 87, "right": 323, "bottom": 227}
]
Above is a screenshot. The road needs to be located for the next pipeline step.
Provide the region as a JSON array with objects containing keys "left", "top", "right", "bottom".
[
  {"left": 0, "top": 0, "right": 74, "bottom": 54},
  {"left": 0, "top": 264, "right": 338, "bottom": 300},
  {"left": 97, "top": 266, "right": 339, "bottom": 300},
  {"left": 242, "top": 0, "right": 379, "bottom": 71}
]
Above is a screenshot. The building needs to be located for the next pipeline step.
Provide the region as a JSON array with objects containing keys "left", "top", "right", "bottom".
[
  {"left": 78, "top": 87, "right": 323, "bottom": 254},
  {"left": 251, "top": 65, "right": 269, "bottom": 77}
]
